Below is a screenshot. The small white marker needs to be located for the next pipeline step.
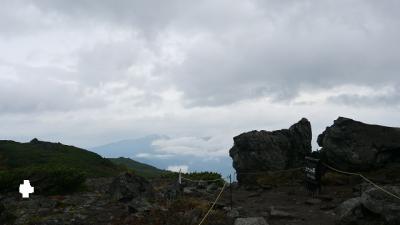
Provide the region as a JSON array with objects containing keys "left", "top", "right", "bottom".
[{"left": 19, "top": 180, "right": 34, "bottom": 198}]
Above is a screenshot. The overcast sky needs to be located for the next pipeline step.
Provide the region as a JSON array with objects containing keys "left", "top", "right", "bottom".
[{"left": 1, "top": 0, "right": 400, "bottom": 158}]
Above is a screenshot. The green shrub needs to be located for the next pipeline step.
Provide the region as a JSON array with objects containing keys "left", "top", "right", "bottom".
[
  {"left": 161, "top": 171, "right": 224, "bottom": 185},
  {"left": 0, "top": 165, "right": 86, "bottom": 195}
]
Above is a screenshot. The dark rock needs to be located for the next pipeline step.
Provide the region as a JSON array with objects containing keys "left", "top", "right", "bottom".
[
  {"left": 316, "top": 194, "right": 333, "bottom": 202},
  {"left": 207, "top": 183, "right": 218, "bottom": 192},
  {"left": 305, "top": 198, "right": 322, "bottom": 205},
  {"left": 234, "top": 217, "right": 269, "bottom": 225},
  {"left": 247, "top": 191, "right": 262, "bottom": 198},
  {"left": 260, "top": 184, "right": 273, "bottom": 190},
  {"left": 30, "top": 138, "right": 40, "bottom": 144},
  {"left": 360, "top": 185, "right": 400, "bottom": 225},
  {"left": 197, "top": 181, "right": 207, "bottom": 189},
  {"left": 108, "top": 172, "right": 154, "bottom": 202},
  {"left": 319, "top": 203, "right": 337, "bottom": 211},
  {"left": 269, "top": 206, "right": 296, "bottom": 218},
  {"left": 163, "top": 182, "right": 181, "bottom": 200},
  {"left": 182, "top": 208, "right": 202, "bottom": 225},
  {"left": 318, "top": 117, "right": 400, "bottom": 171},
  {"left": 183, "top": 187, "right": 195, "bottom": 194},
  {"left": 335, "top": 197, "right": 363, "bottom": 225},
  {"left": 227, "top": 208, "right": 240, "bottom": 218},
  {"left": 127, "top": 198, "right": 152, "bottom": 214},
  {"left": 230, "top": 118, "right": 312, "bottom": 184}
]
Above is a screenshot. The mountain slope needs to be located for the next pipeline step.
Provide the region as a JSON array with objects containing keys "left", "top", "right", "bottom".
[
  {"left": 0, "top": 139, "right": 121, "bottom": 177},
  {"left": 90, "top": 135, "right": 235, "bottom": 178},
  {"left": 108, "top": 157, "right": 168, "bottom": 178}
]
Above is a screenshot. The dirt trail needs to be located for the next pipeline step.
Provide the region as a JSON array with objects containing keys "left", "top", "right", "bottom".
[{"left": 218, "top": 184, "right": 354, "bottom": 225}]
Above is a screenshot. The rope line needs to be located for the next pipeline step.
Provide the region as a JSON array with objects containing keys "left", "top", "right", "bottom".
[
  {"left": 198, "top": 181, "right": 227, "bottom": 225},
  {"left": 323, "top": 162, "right": 400, "bottom": 201}
]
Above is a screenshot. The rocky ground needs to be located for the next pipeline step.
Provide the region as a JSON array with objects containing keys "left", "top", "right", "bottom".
[
  {"left": 1, "top": 117, "right": 400, "bottom": 225},
  {"left": 1, "top": 171, "right": 399, "bottom": 225}
]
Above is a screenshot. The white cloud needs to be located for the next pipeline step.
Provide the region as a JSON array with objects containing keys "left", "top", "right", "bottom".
[{"left": 167, "top": 165, "right": 189, "bottom": 173}]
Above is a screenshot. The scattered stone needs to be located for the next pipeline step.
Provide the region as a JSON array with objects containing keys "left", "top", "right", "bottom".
[
  {"left": 305, "top": 198, "right": 322, "bottom": 205},
  {"left": 197, "top": 181, "right": 207, "bottom": 189},
  {"left": 127, "top": 198, "right": 152, "bottom": 214},
  {"left": 269, "top": 206, "right": 296, "bottom": 219},
  {"left": 182, "top": 208, "right": 202, "bottom": 225},
  {"left": 207, "top": 183, "right": 218, "bottom": 192},
  {"left": 183, "top": 187, "right": 195, "bottom": 194},
  {"left": 234, "top": 217, "right": 269, "bottom": 225},
  {"left": 260, "top": 184, "right": 273, "bottom": 190},
  {"left": 335, "top": 197, "right": 363, "bottom": 225},
  {"left": 230, "top": 118, "right": 312, "bottom": 184},
  {"left": 315, "top": 194, "right": 333, "bottom": 202},
  {"left": 108, "top": 172, "right": 154, "bottom": 202},
  {"left": 244, "top": 185, "right": 259, "bottom": 191},
  {"left": 227, "top": 208, "right": 240, "bottom": 218},
  {"left": 247, "top": 191, "right": 262, "bottom": 198},
  {"left": 320, "top": 203, "right": 337, "bottom": 211}
]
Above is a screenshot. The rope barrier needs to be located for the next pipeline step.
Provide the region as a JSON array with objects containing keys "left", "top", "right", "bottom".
[
  {"left": 197, "top": 181, "right": 227, "bottom": 225},
  {"left": 322, "top": 162, "right": 400, "bottom": 201}
]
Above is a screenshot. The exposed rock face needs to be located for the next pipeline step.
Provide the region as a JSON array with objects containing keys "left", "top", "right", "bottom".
[
  {"left": 318, "top": 117, "right": 400, "bottom": 171},
  {"left": 229, "top": 118, "right": 312, "bottom": 184},
  {"left": 108, "top": 172, "right": 154, "bottom": 202}
]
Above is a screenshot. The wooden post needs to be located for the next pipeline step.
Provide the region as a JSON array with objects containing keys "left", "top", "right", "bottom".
[
  {"left": 229, "top": 174, "right": 233, "bottom": 209},
  {"left": 178, "top": 169, "right": 182, "bottom": 184}
]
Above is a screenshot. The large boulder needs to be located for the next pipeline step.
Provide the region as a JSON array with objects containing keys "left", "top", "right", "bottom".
[
  {"left": 336, "top": 186, "right": 400, "bottom": 225},
  {"left": 335, "top": 197, "right": 363, "bottom": 225},
  {"left": 318, "top": 117, "right": 400, "bottom": 171},
  {"left": 229, "top": 118, "right": 312, "bottom": 184},
  {"left": 360, "top": 185, "right": 400, "bottom": 225},
  {"left": 108, "top": 172, "right": 154, "bottom": 202}
]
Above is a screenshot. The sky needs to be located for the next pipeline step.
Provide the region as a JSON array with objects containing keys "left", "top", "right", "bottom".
[{"left": 1, "top": 0, "right": 400, "bottom": 166}]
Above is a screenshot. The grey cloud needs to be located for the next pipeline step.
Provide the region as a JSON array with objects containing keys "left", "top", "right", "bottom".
[
  {"left": 4, "top": 0, "right": 400, "bottom": 107},
  {"left": 328, "top": 87, "right": 400, "bottom": 107}
]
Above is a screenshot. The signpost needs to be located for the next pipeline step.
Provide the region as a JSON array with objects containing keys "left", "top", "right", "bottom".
[{"left": 305, "top": 156, "right": 322, "bottom": 195}]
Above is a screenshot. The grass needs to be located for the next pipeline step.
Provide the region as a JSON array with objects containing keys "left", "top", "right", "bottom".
[
  {"left": 0, "top": 139, "right": 124, "bottom": 195},
  {"left": 0, "top": 139, "right": 122, "bottom": 178}
]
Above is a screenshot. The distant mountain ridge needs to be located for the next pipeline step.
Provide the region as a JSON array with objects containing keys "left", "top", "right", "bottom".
[
  {"left": 90, "top": 135, "right": 235, "bottom": 178},
  {"left": 0, "top": 139, "right": 167, "bottom": 179},
  {"left": 91, "top": 135, "right": 167, "bottom": 158},
  {"left": 108, "top": 157, "right": 168, "bottom": 178}
]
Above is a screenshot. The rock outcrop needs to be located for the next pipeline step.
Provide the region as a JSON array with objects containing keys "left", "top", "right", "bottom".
[
  {"left": 108, "top": 172, "right": 154, "bottom": 202},
  {"left": 229, "top": 118, "right": 312, "bottom": 184},
  {"left": 318, "top": 117, "right": 400, "bottom": 171},
  {"left": 336, "top": 185, "right": 400, "bottom": 225}
]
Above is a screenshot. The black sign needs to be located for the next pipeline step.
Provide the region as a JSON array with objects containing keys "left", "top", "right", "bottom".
[{"left": 305, "top": 156, "right": 321, "bottom": 194}]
